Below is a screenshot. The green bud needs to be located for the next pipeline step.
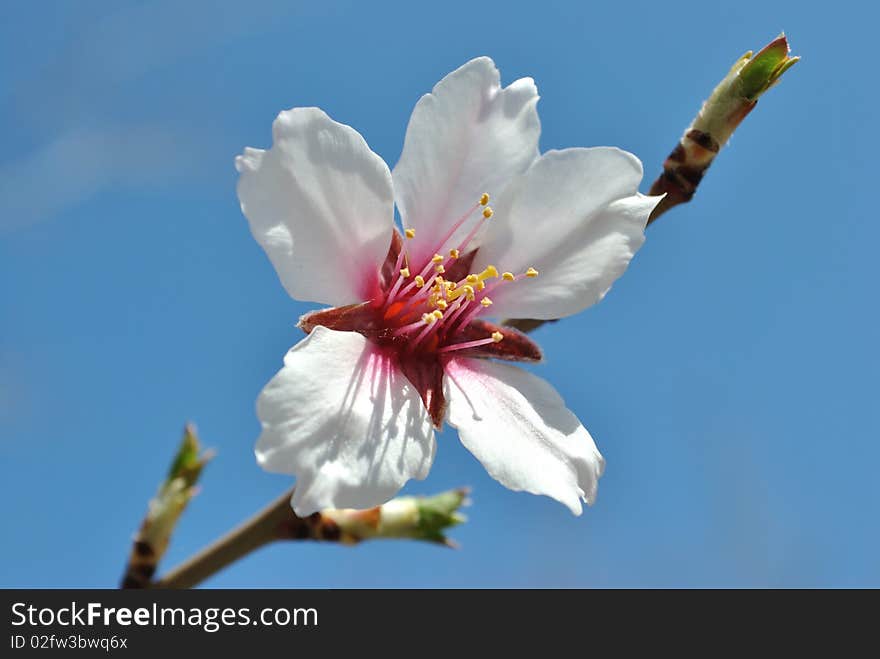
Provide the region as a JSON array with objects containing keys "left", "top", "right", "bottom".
[
  {"left": 415, "top": 488, "right": 469, "bottom": 545},
  {"left": 738, "top": 34, "right": 800, "bottom": 101},
  {"left": 145, "top": 424, "right": 214, "bottom": 552},
  {"left": 694, "top": 33, "right": 799, "bottom": 147},
  {"left": 323, "top": 488, "right": 469, "bottom": 546},
  {"left": 166, "top": 424, "right": 211, "bottom": 486}
]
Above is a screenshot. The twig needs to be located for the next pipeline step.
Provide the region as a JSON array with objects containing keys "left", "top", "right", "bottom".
[
  {"left": 138, "top": 487, "right": 468, "bottom": 589},
  {"left": 152, "top": 488, "right": 302, "bottom": 589},
  {"left": 120, "top": 425, "right": 212, "bottom": 588},
  {"left": 647, "top": 33, "right": 798, "bottom": 223}
]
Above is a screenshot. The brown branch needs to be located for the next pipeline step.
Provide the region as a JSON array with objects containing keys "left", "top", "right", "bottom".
[
  {"left": 126, "top": 484, "right": 467, "bottom": 589},
  {"left": 647, "top": 34, "right": 798, "bottom": 224},
  {"left": 151, "top": 488, "right": 327, "bottom": 589}
]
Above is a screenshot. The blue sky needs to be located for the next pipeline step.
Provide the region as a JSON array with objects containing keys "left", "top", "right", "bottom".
[{"left": 2, "top": 0, "right": 876, "bottom": 588}]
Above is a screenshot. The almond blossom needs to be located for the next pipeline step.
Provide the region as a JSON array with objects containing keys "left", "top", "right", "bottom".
[{"left": 236, "top": 57, "right": 661, "bottom": 516}]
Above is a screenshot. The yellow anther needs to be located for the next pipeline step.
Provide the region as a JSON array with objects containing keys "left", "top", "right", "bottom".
[
  {"left": 480, "top": 297, "right": 493, "bottom": 308},
  {"left": 478, "top": 265, "right": 498, "bottom": 280},
  {"left": 480, "top": 193, "right": 490, "bottom": 206},
  {"left": 405, "top": 228, "right": 416, "bottom": 239},
  {"left": 463, "top": 266, "right": 497, "bottom": 288},
  {"left": 502, "top": 272, "right": 515, "bottom": 281},
  {"left": 434, "top": 264, "right": 446, "bottom": 274},
  {"left": 421, "top": 313, "right": 434, "bottom": 324},
  {"left": 432, "top": 309, "right": 444, "bottom": 320},
  {"left": 436, "top": 299, "right": 448, "bottom": 310},
  {"left": 525, "top": 267, "right": 539, "bottom": 278},
  {"left": 414, "top": 275, "right": 425, "bottom": 288},
  {"left": 432, "top": 253, "right": 444, "bottom": 264},
  {"left": 491, "top": 331, "right": 504, "bottom": 343},
  {"left": 464, "top": 285, "right": 475, "bottom": 301},
  {"left": 448, "top": 281, "right": 457, "bottom": 291},
  {"left": 449, "top": 248, "right": 460, "bottom": 259},
  {"left": 400, "top": 267, "right": 410, "bottom": 278},
  {"left": 482, "top": 207, "right": 494, "bottom": 219}
]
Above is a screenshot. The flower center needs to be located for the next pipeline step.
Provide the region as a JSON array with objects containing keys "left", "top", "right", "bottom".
[
  {"left": 297, "top": 194, "right": 542, "bottom": 428},
  {"left": 377, "top": 193, "right": 539, "bottom": 355}
]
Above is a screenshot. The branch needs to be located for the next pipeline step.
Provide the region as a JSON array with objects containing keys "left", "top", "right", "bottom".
[
  {"left": 647, "top": 33, "right": 799, "bottom": 222},
  {"left": 149, "top": 487, "right": 469, "bottom": 589},
  {"left": 504, "top": 34, "right": 799, "bottom": 334}
]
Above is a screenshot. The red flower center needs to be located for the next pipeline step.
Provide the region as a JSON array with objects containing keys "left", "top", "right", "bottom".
[{"left": 300, "top": 197, "right": 542, "bottom": 427}]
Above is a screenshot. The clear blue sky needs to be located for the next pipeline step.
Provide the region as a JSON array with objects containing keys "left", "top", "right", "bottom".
[{"left": 2, "top": 0, "right": 875, "bottom": 588}]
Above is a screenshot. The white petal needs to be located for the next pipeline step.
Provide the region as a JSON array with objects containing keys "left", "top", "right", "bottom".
[
  {"left": 474, "top": 148, "right": 662, "bottom": 320},
  {"left": 444, "top": 358, "right": 604, "bottom": 515},
  {"left": 256, "top": 327, "right": 435, "bottom": 516},
  {"left": 237, "top": 107, "right": 394, "bottom": 307},
  {"left": 392, "top": 57, "right": 540, "bottom": 266}
]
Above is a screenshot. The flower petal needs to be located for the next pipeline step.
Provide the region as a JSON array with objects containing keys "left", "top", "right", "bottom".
[
  {"left": 237, "top": 107, "right": 394, "bottom": 307},
  {"left": 256, "top": 326, "right": 435, "bottom": 516},
  {"left": 444, "top": 357, "right": 604, "bottom": 515},
  {"left": 392, "top": 57, "right": 540, "bottom": 266},
  {"left": 474, "top": 148, "right": 662, "bottom": 320}
]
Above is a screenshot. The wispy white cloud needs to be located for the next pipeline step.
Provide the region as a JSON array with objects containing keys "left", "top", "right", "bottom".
[
  {"left": 0, "top": 126, "right": 211, "bottom": 232},
  {"left": 2, "top": 0, "right": 305, "bottom": 232},
  {"left": 11, "top": 0, "right": 301, "bottom": 124}
]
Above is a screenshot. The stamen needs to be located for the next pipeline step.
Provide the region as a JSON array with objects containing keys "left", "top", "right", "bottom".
[
  {"left": 438, "top": 332, "right": 503, "bottom": 354},
  {"left": 408, "top": 309, "right": 445, "bottom": 351},
  {"left": 434, "top": 264, "right": 445, "bottom": 274},
  {"left": 439, "top": 295, "right": 471, "bottom": 332},
  {"left": 457, "top": 264, "right": 540, "bottom": 326},
  {"left": 405, "top": 228, "right": 416, "bottom": 239},
  {"left": 382, "top": 247, "right": 411, "bottom": 310},
  {"left": 431, "top": 254, "right": 444, "bottom": 264},
  {"left": 447, "top": 284, "right": 475, "bottom": 302},
  {"left": 392, "top": 315, "right": 432, "bottom": 336},
  {"left": 449, "top": 248, "right": 460, "bottom": 259},
  {"left": 480, "top": 297, "right": 493, "bottom": 308},
  {"left": 429, "top": 198, "right": 485, "bottom": 258},
  {"left": 414, "top": 275, "right": 425, "bottom": 288},
  {"left": 458, "top": 265, "right": 497, "bottom": 289},
  {"left": 482, "top": 207, "right": 494, "bottom": 219}
]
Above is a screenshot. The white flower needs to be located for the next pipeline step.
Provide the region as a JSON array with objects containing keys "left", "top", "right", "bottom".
[{"left": 236, "top": 57, "right": 661, "bottom": 516}]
